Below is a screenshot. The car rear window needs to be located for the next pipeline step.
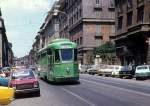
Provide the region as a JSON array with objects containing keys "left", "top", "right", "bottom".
[
  {"left": 137, "top": 66, "right": 148, "bottom": 70},
  {"left": 12, "top": 70, "right": 34, "bottom": 79}
]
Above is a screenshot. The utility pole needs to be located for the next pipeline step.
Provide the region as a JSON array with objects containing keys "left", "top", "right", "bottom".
[{"left": 0, "top": 9, "right": 3, "bottom": 67}]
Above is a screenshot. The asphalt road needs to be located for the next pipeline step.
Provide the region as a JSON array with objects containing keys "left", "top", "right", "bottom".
[{"left": 9, "top": 74, "right": 150, "bottom": 106}]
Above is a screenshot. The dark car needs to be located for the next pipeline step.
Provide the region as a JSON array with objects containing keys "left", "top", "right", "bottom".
[
  {"left": 1, "top": 67, "right": 11, "bottom": 77},
  {"left": 10, "top": 69, "right": 40, "bottom": 96},
  {"left": 119, "top": 66, "right": 133, "bottom": 78}
]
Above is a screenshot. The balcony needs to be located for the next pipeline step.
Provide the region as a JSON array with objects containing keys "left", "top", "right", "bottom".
[{"left": 125, "top": 23, "right": 150, "bottom": 37}]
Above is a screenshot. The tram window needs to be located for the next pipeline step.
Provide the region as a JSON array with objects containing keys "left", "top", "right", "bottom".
[
  {"left": 60, "top": 49, "right": 73, "bottom": 61},
  {"left": 37, "top": 55, "right": 40, "bottom": 60},
  {"left": 42, "top": 52, "right": 46, "bottom": 57},
  {"left": 47, "top": 49, "right": 52, "bottom": 55},
  {"left": 55, "top": 50, "right": 60, "bottom": 62},
  {"left": 74, "top": 49, "right": 77, "bottom": 61}
]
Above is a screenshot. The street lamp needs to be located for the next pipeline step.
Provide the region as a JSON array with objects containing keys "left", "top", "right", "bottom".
[
  {"left": 53, "top": 9, "right": 67, "bottom": 16},
  {"left": 0, "top": 16, "right": 2, "bottom": 28},
  {"left": 52, "top": 9, "right": 69, "bottom": 39}
]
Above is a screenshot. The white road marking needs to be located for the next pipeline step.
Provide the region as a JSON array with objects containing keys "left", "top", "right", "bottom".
[
  {"left": 81, "top": 74, "right": 150, "bottom": 87},
  {"left": 62, "top": 88, "right": 97, "bottom": 106},
  {"left": 80, "top": 77, "right": 144, "bottom": 89},
  {"left": 81, "top": 79, "right": 150, "bottom": 97}
]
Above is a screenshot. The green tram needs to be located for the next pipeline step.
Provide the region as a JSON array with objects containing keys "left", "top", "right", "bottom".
[{"left": 37, "top": 38, "right": 79, "bottom": 82}]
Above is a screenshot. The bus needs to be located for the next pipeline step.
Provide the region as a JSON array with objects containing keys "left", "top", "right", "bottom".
[{"left": 37, "top": 38, "right": 79, "bottom": 82}]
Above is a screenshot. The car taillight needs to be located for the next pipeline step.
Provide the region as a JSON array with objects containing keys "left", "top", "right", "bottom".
[{"left": 33, "top": 81, "right": 39, "bottom": 88}]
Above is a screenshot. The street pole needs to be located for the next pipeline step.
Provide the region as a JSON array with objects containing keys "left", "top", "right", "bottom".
[{"left": 0, "top": 17, "right": 3, "bottom": 67}]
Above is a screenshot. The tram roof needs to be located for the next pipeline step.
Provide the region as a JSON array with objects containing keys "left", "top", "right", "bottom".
[
  {"left": 38, "top": 38, "right": 77, "bottom": 53},
  {"left": 47, "top": 39, "right": 77, "bottom": 49},
  {"left": 49, "top": 38, "right": 70, "bottom": 44}
]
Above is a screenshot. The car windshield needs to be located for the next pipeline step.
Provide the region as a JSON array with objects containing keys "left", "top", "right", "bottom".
[
  {"left": 60, "top": 49, "right": 73, "bottom": 61},
  {"left": 12, "top": 70, "right": 34, "bottom": 79}
]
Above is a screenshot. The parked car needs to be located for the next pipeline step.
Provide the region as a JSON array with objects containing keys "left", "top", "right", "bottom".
[
  {"left": 111, "top": 65, "right": 123, "bottom": 77},
  {"left": 0, "top": 69, "right": 6, "bottom": 77},
  {"left": 1, "top": 67, "right": 11, "bottom": 77},
  {"left": 118, "top": 65, "right": 133, "bottom": 78},
  {"left": 10, "top": 69, "right": 40, "bottom": 96},
  {"left": 135, "top": 65, "right": 150, "bottom": 80},
  {"left": 0, "top": 86, "right": 14, "bottom": 105},
  {"left": 87, "top": 65, "right": 100, "bottom": 75},
  {"left": 0, "top": 76, "right": 8, "bottom": 87},
  {"left": 98, "top": 65, "right": 117, "bottom": 77},
  {"left": 79, "top": 65, "right": 91, "bottom": 74}
]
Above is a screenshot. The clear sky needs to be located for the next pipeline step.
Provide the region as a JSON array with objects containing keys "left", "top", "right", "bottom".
[{"left": 0, "top": 0, "right": 56, "bottom": 57}]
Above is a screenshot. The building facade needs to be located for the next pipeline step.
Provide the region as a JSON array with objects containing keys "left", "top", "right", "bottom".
[
  {"left": 0, "top": 9, "right": 14, "bottom": 67},
  {"left": 115, "top": 0, "right": 150, "bottom": 65},
  {"left": 14, "top": 55, "right": 29, "bottom": 67},
  {"left": 32, "top": 0, "right": 116, "bottom": 65},
  {"left": 58, "top": 0, "right": 115, "bottom": 64},
  {"left": 39, "top": 1, "right": 60, "bottom": 48}
]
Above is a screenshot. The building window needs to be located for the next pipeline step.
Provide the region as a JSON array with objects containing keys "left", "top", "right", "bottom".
[
  {"left": 127, "top": 0, "right": 133, "bottom": 10},
  {"left": 96, "top": 24, "right": 101, "bottom": 36},
  {"left": 117, "top": 16, "right": 123, "bottom": 29},
  {"left": 111, "top": 25, "right": 115, "bottom": 34},
  {"left": 127, "top": 11, "right": 133, "bottom": 26},
  {"left": 75, "top": 40, "right": 77, "bottom": 43},
  {"left": 77, "top": 39, "right": 79, "bottom": 45},
  {"left": 80, "top": 37, "right": 82, "bottom": 45},
  {"left": 96, "top": 0, "right": 100, "bottom": 4},
  {"left": 95, "top": 9, "right": 101, "bottom": 17},
  {"left": 76, "top": 11, "right": 79, "bottom": 20},
  {"left": 117, "top": 0, "right": 123, "bottom": 13},
  {"left": 137, "top": 0, "right": 144, "bottom": 4},
  {"left": 109, "top": 9, "right": 115, "bottom": 19},
  {"left": 79, "top": 8, "right": 82, "bottom": 18},
  {"left": 109, "top": 0, "right": 115, "bottom": 9},
  {"left": 137, "top": 6, "right": 144, "bottom": 23},
  {"left": 95, "top": 36, "right": 103, "bottom": 46}
]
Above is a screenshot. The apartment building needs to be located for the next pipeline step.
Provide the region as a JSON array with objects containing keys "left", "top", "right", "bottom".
[
  {"left": 0, "top": 9, "right": 14, "bottom": 67},
  {"left": 39, "top": 1, "right": 60, "bottom": 49},
  {"left": 58, "top": 0, "right": 115, "bottom": 64},
  {"left": 115, "top": 0, "right": 150, "bottom": 65}
]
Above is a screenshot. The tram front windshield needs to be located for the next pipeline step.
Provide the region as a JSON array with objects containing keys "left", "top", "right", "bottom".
[{"left": 60, "top": 49, "right": 73, "bottom": 61}]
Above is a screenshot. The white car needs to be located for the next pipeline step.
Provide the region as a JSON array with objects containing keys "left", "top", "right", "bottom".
[
  {"left": 87, "top": 65, "right": 100, "bottom": 75},
  {"left": 79, "top": 65, "right": 90, "bottom": 74},
  {"left": 111, "top": 65, "right": 123, "bottom": 77},
  {"left": 98, "top": 65, "right": 122, "bottom": 77},
  {"left": 135, "top": 65, "right": 150, "bottom": 80}
]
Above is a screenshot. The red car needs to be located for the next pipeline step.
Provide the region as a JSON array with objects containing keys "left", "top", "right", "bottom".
[{"left": 10, "top": 69, "right": 40, "bottom": 96}]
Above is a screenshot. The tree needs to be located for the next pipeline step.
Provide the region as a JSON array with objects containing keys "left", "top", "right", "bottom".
[{"left": 94, "top": 41, "right": 116, "bottom": 64}]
